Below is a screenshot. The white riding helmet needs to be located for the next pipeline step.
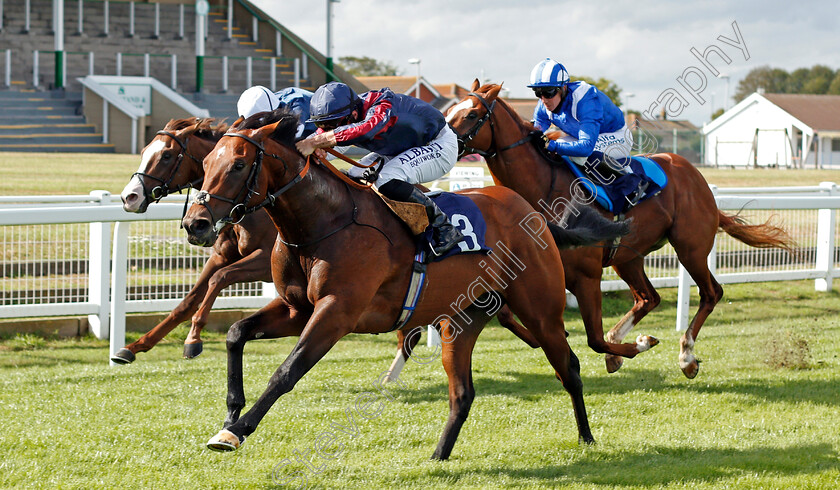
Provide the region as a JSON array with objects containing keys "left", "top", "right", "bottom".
[
  {"left": 527, "top": 58, "right": 570, "bottom": 88},
  {"left": 237, "top": 86, "right": 281, "bottom": 118}
]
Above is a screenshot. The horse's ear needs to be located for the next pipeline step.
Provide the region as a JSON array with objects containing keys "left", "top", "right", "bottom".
[
  {"left": 471, "top": 78, "right": 480, "bottom": 91},
  {"left": 255, "top": 120, "right": 282, "bottom": 141},
  {"left": 486, "top": 83, "right": 503, "bottom": 101},
  {"left": 232, "top": 116, "right": 245, "bottom": 129}
]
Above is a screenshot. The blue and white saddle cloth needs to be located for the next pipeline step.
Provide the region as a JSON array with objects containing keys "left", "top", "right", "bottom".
[
  {"left": 422, "top": 191, "right": 492, "bottom": 262},
  {"left": 560, "top": 154, "right": 668, "bottom": 215}
]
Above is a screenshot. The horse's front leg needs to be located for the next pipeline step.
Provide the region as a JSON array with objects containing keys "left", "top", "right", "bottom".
[
  {"left": 184, "top": 247, "right": 271, "bottom": 359},
  {"left": 209, "top": 298, "right": 362, "bottom": 451},
  {"left": 223, "top": 297, "right": 307, "bottom": 428}
]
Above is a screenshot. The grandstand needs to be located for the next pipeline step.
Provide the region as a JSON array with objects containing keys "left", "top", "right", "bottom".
[{"left": 0, "top": 0, "right": 365, "bottom": 152}]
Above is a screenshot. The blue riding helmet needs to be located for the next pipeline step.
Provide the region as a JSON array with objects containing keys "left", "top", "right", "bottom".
[
  {"left": 527, "top": 58, "right": 570, "bottom": 88},
  {"left": 307, "top": 82, "right": 360, "bottom": 123}
]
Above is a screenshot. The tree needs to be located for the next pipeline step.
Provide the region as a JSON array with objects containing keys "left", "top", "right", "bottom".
[
  {"left": 733, "top": 66, "right": 788, "bottom": 102},
  {"left": 828, "top": 72, "right": 840, "bottom": 95},
  {"left": 575, "top": 76, "right": 622, "bottom": 106},
  {"left": 337, "top": 56, "right": 402, "bottom": 77},
  {"left": 711, "top": 108, "right": 725, "bottom": 120},
  {"left": 801, "top": 65, "right": 835, "bottom": 94}
]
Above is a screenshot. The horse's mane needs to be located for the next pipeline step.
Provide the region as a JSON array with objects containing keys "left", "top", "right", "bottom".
[
  {"left": 476, "top": 83, "right": 539, "bottom": 133},
  {"left": 232, "top": 108, "right": 299, "bottom": 147},
  {"left": 163, "top": 117, "right": 229, "bottom": 140}
]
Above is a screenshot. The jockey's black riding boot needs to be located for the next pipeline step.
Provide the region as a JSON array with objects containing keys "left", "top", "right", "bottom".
[{"left": 379, "top": 180, "right": 464, "bottom": 256}]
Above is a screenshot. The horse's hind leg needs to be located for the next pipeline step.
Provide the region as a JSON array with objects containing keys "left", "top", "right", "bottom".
[
  {"left": 603, "top": 257, "right": 662, "bottom": 372},
  {"left": 432, "top": 306, "right": 486, "bottom": 460},
  {"left": 672, "top": 249, "right": 723, "bottom": 379},
  {"left": 385, "top": 327, "right": 422, "bottom": 382},
  {"left": 496, "top": 305, "right": 540, "bottom": 348}
]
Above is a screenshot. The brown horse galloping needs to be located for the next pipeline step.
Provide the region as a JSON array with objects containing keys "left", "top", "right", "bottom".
[
  {"left": 112, "top": 117, "right": 539, "bottom": 365},
  {"left": 446, "top": 81, "right": 795, "bottom": 378},
  {"left": 181, "top": 109, "right": 628, "bottom": 459},
  {"left": 113, "top": 118, "right": 278, "bottom": 363}
]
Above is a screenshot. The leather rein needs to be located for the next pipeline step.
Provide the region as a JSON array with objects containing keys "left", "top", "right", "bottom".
[
  {"left": 134, "top": 130, "right": 204, "bottom": 202},
  {"left": 456, "top": 92, "right": 534, "bottom": 160}
]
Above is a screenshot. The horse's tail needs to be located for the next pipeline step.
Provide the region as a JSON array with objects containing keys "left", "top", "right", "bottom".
[
  {"left": 548, "top": 204, "right": 631, "bottom": 249},
  {"left": 718, "top": 211, "right": 797, "bottom": 253}
]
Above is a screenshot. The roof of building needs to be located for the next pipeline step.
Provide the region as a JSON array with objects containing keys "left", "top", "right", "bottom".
[
  {"left": 627, "top": 114, "right": 698, "bottom": 131},
  {"left": 762, "top": 93, "right": 840, "bottom": 131}
]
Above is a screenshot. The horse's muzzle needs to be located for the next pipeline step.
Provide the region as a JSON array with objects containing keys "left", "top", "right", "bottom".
[{"left": 182, "top": 216, "right": 217, "bottom": 247}]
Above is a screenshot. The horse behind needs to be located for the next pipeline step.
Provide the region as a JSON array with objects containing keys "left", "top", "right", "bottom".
[
  {"left": 446, "top": 81, "right": 796, "bottom": 378},
  {"left": 112, "top": 117, "right": 278, "bottom": 363},
  {"left": 181, "top": 109, "right": 629, "bottom": 459}
]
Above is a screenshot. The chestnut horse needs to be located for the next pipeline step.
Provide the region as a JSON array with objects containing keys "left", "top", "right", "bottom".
[
  {"left": 446, "top": 81, "right": 795, "bottom": 378},
  {"left": 112, "top": 118, "right": 278, "bottom": 363},
  {"left": 182, "top": 109, "right": 629, "bottom": 458}
]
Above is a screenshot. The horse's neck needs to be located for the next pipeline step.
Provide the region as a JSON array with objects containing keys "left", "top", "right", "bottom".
[
  {"left": 487, "top": 103, "right": 575, "bottom": 206},
  {"left": 264, "top": 161, "right": 356, "bottom": 246}
]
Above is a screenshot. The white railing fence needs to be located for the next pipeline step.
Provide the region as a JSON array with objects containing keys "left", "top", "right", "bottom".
[{"left": 1, "top": 184, "right": 839, "bottom": 363}]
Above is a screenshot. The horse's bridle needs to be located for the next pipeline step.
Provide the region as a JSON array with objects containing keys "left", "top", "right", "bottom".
[
  {"left": 456, "top": 92, "right": 534, "bottom": 160},
  {"left": 132, "top": 130, "right": 204, "bottom": 203},
  {"left": 193, "top": 132, "right": 310, "bottom": 234}
]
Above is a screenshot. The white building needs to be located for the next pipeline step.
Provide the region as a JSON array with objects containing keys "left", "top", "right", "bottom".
[{"left": 702, "top": 92, "right": 840, "bottom": 168}]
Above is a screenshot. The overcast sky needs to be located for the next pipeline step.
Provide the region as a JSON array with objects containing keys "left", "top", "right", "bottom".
[{"left": 251, "top": 0, "right": 840, "bottom": 126}]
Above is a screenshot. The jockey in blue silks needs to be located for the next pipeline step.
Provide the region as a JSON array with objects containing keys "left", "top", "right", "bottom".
[
  {"left": 237, "top": 86, "right": 317, "bottom": 139},
  {"left": 529, "top": 58, "right": 647, "bottom": 202},
  {"left": 295, "top": 81, "right": 463, "bottom": 256}
]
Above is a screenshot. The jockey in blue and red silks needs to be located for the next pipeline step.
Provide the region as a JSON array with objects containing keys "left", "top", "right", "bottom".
[
  {"left": 296, "top": 81, "right": 463, "bottom": 256},
  {"left": 530, "top": 58, "right": 647, "bottom": 202}
]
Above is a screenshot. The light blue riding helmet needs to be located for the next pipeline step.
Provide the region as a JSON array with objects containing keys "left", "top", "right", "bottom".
[
  {"left": 307, "top": 82, "right": 360, "bottom": 123},
  {"left": 527, "top": 58, "right": 570, "bottom": 88}
]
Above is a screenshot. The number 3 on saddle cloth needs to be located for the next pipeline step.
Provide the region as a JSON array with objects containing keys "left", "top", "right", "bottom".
[
  {"left": 380, "top": 190, "right": 492, "bottom": 332},
  {"left": 560, "top": 153, "right": 668, "bottom": 216}
]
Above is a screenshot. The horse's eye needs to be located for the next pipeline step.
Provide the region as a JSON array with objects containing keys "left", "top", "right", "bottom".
[
  {"left": 233, "top": 160, "right": 246, "bottom": 171},
  {"left": 162, "top": 151, "right": 171, "bottom": 160},
  {"left": 466, "top": 112, "right": 478, "bottom": 120}
]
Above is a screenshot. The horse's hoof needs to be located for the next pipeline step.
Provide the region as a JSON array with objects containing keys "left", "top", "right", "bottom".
[
  {"left": 183, "top": 342, "right": 203, "bottom": 359},
  {"left": 636, "top": 335, "right": 660, "bottom": 352},
  {"left": 605, "top": 354, "right": 624, "bottom": 373},
  {"left": 110, "top": 348, "right": 136, "bottom": 364},
  {"left": 207, "top": 429, "right": 244, "bottom": 452},
  {"left": 681, "top": 359, "right": 700, "bottom": 379}
]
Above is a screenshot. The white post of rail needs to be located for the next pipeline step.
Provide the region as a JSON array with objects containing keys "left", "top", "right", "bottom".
[
  {"left": 153, "top": 3, "right": 160, "bottom": 39},
  {"left": 221, "top": 56, "right": 228, "bottom": 92},
  {"left": 4, "top": 49, "right": 9, "bottom": 87},
  {"left": 676, "top": 263, "right": 692, "bottom": 331},
  {"left": 87, "top": 191, "right": 112, "bottom": 339},
  {"left": 128, "top": 1, "right": 134, "bottom": 37},
  {"left": 815, "top": 181, "right": 837, "bottom": 292},
  {"left": 32, "top": 50, "right": 38, "bottom": 88},
  {"left": 708, "top": 185, "right": 718, "bottom": 275},
  {"left": 270, "top": 57, "right": 276, "bottom": 91},
  {"left": 88, "top": 51, "right": 94, "bottom": 76},
  {"left": 102, "top": 0, "right": 108, "bottom": 36},
  {"left": 109, "top": 221, "right": 129, "bottom": 365},
  {"left": 246, "top": 56, "right": 252, "bottom": 88},
  {"left": 24, "top": 0, "right": 30, "bottom": 33},
  {"left": 293, "top": 57, "right": 300, "bottom": 88},
  {"left": 143, "top": 53, "right": 150, "bottom": 77},
  {"left": 116, "top": 52, "right": 122, "bottom": 76},
  {"left": 178, "top": 4, "right": 184, "bottom": 39},
  {"left": 171, "top": 54, "right": 177, "bottom": 90},
  {"left": 226, "top": 0, "right": 232, "bottom": 40},
  {"left": 77, "top": 0, "right": 82, "bottom": 35}
]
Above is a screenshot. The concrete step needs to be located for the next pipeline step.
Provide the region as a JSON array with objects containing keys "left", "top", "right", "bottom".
[
  {"left": 1, "top": 105, "right": 80, "bottom": 116},
  {"left": 0, "top": 142, "right": 115, "bottom": 153},
  {"left": 0, "top": 124, "right": 97, "bottom": 136},
  {"left": 0, "top": 133, "right": 104, "bottom": 144}
]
